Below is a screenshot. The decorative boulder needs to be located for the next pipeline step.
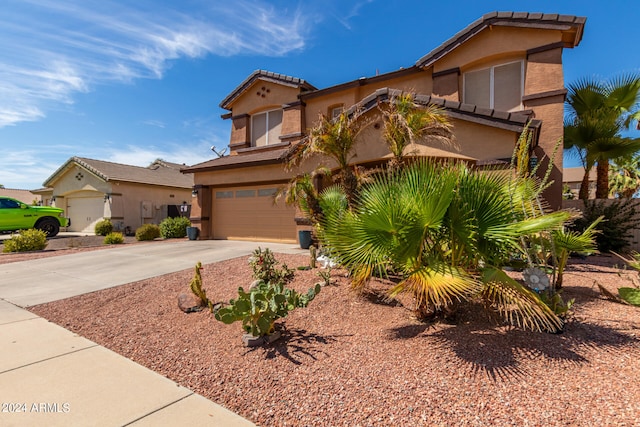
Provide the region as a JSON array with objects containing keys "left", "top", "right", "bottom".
[
  {"left": 177, "top": 293, "right": 203, "bottom": 313},
  {"left": 242, "top": 330, "right": 282, "bottom": 347}
]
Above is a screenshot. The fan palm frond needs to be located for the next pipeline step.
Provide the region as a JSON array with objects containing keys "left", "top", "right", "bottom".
[
  {"left": 481, "top": 267, "right": 563, "bottom": 333},
  {"left": 390, "top": 261, "right": 481, "bottom": 312}
]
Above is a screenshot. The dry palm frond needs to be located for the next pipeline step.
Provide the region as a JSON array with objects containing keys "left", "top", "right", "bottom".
[
  {"left": 481, "top": 267, "right": 563, "bottom": 333},
  {"left": 390, "top": 263, "right": 481, "bottom": 312}
]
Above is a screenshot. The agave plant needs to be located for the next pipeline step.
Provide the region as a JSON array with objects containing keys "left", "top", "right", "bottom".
[{"left": 318, "top": 158, "right": 571, "bottom": 332}]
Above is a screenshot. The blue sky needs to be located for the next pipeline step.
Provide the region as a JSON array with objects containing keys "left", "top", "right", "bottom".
[{"left": 1, "top": 0, "right": 638, "bottom": 190}]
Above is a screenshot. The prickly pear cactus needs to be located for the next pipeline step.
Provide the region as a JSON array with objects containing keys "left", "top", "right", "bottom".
[{"left": 215, "top": 281, "right": 321, "bottom": 337}]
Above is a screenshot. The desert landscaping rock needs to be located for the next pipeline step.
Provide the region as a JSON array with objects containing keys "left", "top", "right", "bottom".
[
  {"left": 177, "top": 293, "right": 203, "bottom": 313},
  {"left": 242, "top": 330, "right": 282, "bottom": 347},
  {"left": 28, "top": 253, "right": 640, "bottom": 426}
]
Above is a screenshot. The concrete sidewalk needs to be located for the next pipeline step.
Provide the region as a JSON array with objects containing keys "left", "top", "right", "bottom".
[{"left": 0, "top": 240, "right": 305, "bottom": 426}]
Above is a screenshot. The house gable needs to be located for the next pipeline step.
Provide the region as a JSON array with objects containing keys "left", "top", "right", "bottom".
[{"left": 220, "top": 70, "right": 316, "bottom": 153}]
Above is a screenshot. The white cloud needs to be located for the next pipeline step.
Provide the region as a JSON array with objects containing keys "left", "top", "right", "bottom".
[
  {"left": 141, "top": 120, "right": 166, "bottom": 129},
  {"left": 0, "top": 0, "right": 312, "bottom": 127}
]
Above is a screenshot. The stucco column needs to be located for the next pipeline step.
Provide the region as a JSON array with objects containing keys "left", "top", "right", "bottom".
[{"left": 189, "top": 185, "right": 211, "bottom": 239}]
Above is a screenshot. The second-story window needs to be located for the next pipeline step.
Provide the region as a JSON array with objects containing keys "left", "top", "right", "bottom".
[
  {"left": 463, "top": 61, "right": 523, "bottom": 112},
  {"left": 330, "top": 105, "right": 344, "bottom": 119},
  {"left": 251, "top": 109, "right": 283, "bottom": 147}
]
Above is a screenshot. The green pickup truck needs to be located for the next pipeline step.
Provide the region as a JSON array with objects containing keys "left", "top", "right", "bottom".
[{"left": 0, "top": 196, "right": 70, "bottom": 237}]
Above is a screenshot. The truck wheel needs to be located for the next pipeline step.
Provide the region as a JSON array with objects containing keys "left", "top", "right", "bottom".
[{"left": 36, "top": 218, "right": 60, "bottom": 237}]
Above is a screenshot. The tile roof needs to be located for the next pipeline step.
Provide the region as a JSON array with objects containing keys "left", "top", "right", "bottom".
[
  {"left": 181, "top": 148, "right": 289, "bottom": 173},
  {"left": 43, "top": 157, "right": 193, "bottom": 188},
  {"left": 219, "top": 70, "right": 317, "bottom": 110},
  {"left": 415, "top": 11, "right": 587, "bottom": 68},
  {"left": 357, "top": 88, "right": 541, "bottom": 135}
]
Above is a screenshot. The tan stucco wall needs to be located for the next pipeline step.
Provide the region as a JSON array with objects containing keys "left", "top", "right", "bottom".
[
  {"left": 106, "top": 181, "right": 192, "bottom": 230},
  {"left": 230, "top": 81, "right": 300, "bottom": 115},
  {"left": 525, "top": 47, "right": 564, "bottom": 96},
  {"left": 303, "top": 71, "right": 433, "bottom": 130},
  {"left": 193, "top": 163, "right": 293, "bottom": 188},
  {"left": 433, "top": 26, "right": 561, "bottom": 73},
  {"left": 524, "top": 95, "right": 566, "bottom": 209},
  {"left": 54, "top": 165, "right": 111, "bottom": 196},
  {"left": 49, "top": 164, "right": 191, "bottom": 231}
]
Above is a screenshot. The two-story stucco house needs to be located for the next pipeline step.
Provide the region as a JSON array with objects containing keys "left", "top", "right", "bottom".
[{"left": 182, "top": 12, "right": 586, "bottom": 244}]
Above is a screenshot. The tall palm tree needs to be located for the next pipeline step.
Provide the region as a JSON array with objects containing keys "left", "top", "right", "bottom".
[
  {"left": 284, "top": 108, "right": 371, "bottom": 208},
  {"left": 564, "top": 74, "right": 640, "bottom": 199},
  {"left": 318, "top": 158, "right": 571, "bottom": 332},
  {"left": 378, "top": 92, "right": 454, "bottom": 169}
]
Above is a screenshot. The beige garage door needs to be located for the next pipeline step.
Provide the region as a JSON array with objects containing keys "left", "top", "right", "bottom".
[
  {"left": 66, "top": 196, "right": 105, "bottom": 232},
  {"left": 212, "top": 186, "right": 296, "bottom": 243}
]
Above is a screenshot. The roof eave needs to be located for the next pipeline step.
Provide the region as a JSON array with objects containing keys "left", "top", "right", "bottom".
[
  {"left": 219, "top": 70, "right": 316, "bottom": 110},
  {"left": 415, "top": 12, "right": 587, "bottom": 69},
  {"left": 181, "top": 157, "right": 284, "bottom": 174}
]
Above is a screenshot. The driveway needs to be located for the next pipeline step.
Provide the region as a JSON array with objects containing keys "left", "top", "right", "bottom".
[{"left": 0, "top": 239, "right": 305, "bottom": 307}]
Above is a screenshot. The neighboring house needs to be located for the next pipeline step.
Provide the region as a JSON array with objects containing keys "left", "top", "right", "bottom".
[
  {"left": 0, "top": 188, "right": 41, "bottom": 205},
  {"left": 563, "top": 167, "right": 596, "bottom": 199},
  {"left": 182, "top": 11, "right": 586, "bottom": 244},
  {"left": 41, "top": 157, "right": 193, "bottom": 233}
]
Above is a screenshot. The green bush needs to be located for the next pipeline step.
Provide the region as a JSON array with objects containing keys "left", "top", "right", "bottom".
[
  {"left": 135, "top": 224, "right": 161, "bottom": 241},
  {"left": 94, "top": 219, "right": 114, "bottom": 236},
  {"left": 3, "top": 229, "right": 48, "bottom": 253},
  {"left": 104, "top": 232, "right": 124, "bottom": 245},
  {"left": 159, "top": 216, "right": 191, "bottom": 239},
  {"left": 570, "top": 199, "right": 640, "bottom": 253}
]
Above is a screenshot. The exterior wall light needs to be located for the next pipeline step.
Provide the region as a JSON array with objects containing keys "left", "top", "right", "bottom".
[
  {"left": 191, "top": 188, "right": 198, "bottom": 197},
  {"left": 104, "top": 193, "right": 111, "bottom": 202}
]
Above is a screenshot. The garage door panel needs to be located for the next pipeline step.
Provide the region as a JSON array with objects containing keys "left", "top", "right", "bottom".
[
  {"left": 67, "top": 196, "right": 105, "bottom": 232},
  {"left": 212, "top": 185, "right": 296, "bottom": 242}
]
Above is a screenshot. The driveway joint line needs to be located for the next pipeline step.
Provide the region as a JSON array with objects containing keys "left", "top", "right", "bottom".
[
  {"left": 121, "top": 392, "right": 195, "bottom": 426},
  {"left": 0, "top": 343, "right": 99, "bottom": 375}
]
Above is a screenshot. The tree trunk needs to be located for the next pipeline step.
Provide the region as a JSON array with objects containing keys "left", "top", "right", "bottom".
[
  {"left": 579, "top": 167, "right": 592, "bottom": 200},
  {"left": 595, "top": 161, "right": 610, "bottom": 199}
]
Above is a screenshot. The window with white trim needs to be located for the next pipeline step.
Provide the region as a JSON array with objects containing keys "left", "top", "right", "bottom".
[
  {"left": 251, "top": 109, "right": 283, "bottom": 147},
  {"left": 463, "top": 61, "right": 523, "bottom": 112},
  {"left": 330, "top": 105, "right": 344, "bottom": 119}
]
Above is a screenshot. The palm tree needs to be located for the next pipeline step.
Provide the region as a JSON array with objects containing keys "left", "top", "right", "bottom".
[
  {"left": 378, "top": 92, "right": 454, "bottom": 169},
  {"left": 564, "top": 74, "right": 640, "bottom": 199},
  {"left": 318, "top": 158, "right": 571, "bottom": 332},
  {"left": 609, "top": 154, "right": 640, "bottom": 198},
  {"left": 274, "top": 169, "right": 328, "bottom": 224},
  {"left": 284, "top": 108, "right": 371, "bottom": 208}
]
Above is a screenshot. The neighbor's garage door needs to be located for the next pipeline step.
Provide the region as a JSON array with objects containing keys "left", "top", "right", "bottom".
[
  {"left": 66, "top": 197, "right": 104, "bottom": 232},
  {"left": 212, "top": 186, "right": 296, "bottom": 242}
]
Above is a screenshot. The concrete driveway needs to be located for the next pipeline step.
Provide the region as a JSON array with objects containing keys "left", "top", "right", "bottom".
[
  {"left": 0, "top": 239, "right": 305, "bottom": 307},
  {"left": 0, "top": 239, "right": 305, "bottom": 427}
]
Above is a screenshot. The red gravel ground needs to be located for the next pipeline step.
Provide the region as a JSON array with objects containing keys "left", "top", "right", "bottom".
[{"left": 27, "top": 251, "right": 640, "bottom": 426}]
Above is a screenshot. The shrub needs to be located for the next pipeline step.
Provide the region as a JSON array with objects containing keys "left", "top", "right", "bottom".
[
  {"left": 103, "top": 232, "right": 124, "bottom": 245},
  {"left": 135, "top": 224, "right": 161, "bottom": 241},
  {"left": 94, "top": 219, "right": 114, "bottom": 236},
  {"left": 249, "top": 247, "right": 294, "bottom": 284},
  {"left": 159, "top": 216, "right": 191, "bottom": 239},
  {"left": 570, "top": 199, "right": 640, "bottom": 253},
  {"left": 3, "top": 229, "right": 48, "bottom": 253}
]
